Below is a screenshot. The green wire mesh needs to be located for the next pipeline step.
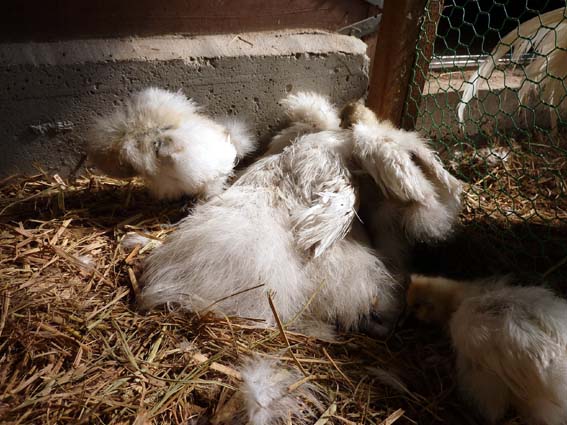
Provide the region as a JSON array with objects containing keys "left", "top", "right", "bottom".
[{"left": 405, "top": 0, "right": 567, "bottom": 283}]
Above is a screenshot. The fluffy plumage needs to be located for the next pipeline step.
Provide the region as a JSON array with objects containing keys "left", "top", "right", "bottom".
[
  {"left": 140, "top": 92, "right": 459, "bottom": 337},
  {"left": 340, "top": 103, "right": 462, "bottom": 324},
  {"left": 265, "top": 92, "right": 342, "bottom": 156},
  {"left": 407, "top": 275, "right": 567, "bottom": 425},
  {"left": 140, "top": 93, "right": 400, "bottom": 334},
  {"left": 215, "top": 115, "right": 258, "bottom": 158},
  {"left": 458, "top": 7, "right": 567, "bottom": 126},
  {"left": 340, "top": 100, "right": 379, "bottom": 129},
  {"left": 236, "top": 357, "right": 322, "bottom": 425},
  {"left": 139, "top": 130, "right": 397, "bottom": 333},
  {"left": 87, "top": 87, "right": 257, "bottom": 199},
  {"left": 351, "top": 118, "right": 462, "bottom": 243}
]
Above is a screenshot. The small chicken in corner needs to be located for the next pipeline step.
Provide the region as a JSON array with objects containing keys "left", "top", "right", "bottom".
[
  {"left": 407, "top": 274, "right": 567, "bottom": 425},
  {"left": 87, "top": 87, "right": 257, "bottom": 200}
]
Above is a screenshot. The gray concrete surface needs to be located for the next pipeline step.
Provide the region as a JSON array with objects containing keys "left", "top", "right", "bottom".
[{"left": 0, "top": 30, "right": 369, "bottom": 176}]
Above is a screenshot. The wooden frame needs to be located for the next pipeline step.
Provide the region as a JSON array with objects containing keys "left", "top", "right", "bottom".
[
  {"left": 1, "top": 0, "right": 376, "bottom": 42},
  {"left": 367, "top": 0, "right": 441, "bottom": 130}
]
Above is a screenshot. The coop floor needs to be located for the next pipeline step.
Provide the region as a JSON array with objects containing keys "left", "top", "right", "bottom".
[{"left": 1, "top": 170, "right": 565, "bottom": 424}]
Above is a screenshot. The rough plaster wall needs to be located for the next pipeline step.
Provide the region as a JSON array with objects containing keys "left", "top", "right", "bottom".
[{"left": 0, "top": 31, "right": 369, "bottom": 176}]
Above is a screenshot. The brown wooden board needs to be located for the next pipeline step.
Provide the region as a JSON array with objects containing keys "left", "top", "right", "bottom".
[
  {"left": 401, "top": 0, "right": 442, "bottom": 130},
  {"left": 366, "top": 0, "right": 428, "bottom": 126},
  {"left": 2, "top": 0, "right": 373, "bottom": 42}
]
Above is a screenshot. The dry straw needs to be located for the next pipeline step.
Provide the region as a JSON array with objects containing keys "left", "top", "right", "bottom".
[{"left": 1, "top": 148, "right": 564, "bottom": 423}]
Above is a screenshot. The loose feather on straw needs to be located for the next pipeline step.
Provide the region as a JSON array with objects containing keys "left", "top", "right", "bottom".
[{"left": 237, "top": 357, "right": 323, "bottom": 425}]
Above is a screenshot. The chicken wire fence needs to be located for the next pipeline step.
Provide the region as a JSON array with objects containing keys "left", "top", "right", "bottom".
[{"left": 404, "top": 0, "right": 567, "bottom": 282}]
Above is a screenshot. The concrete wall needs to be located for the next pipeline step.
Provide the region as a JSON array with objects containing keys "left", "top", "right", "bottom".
[{"left": 0, "top": 30, "right": 369, "bottom": 176}]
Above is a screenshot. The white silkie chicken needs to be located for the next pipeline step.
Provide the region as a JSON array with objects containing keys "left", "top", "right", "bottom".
[
  {"left": 341, "top": 101, "right": 463, "bottom": 296},
  {"left": 343, "top": 101, "right": 462, "bottom": 244},
  {"left": 87, "top": 87, "right": 257, "bottom": 200},
  {"left": 139, "top": 92, "right": 461, "bottom": 337},
  {"left": 407, "top": 275, "right": 567, "bottom": 425}
]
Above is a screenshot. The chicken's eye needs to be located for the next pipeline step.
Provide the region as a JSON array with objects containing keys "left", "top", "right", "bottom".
[{"left": 154, "top": 139, "right": 163, "bottom": 154}]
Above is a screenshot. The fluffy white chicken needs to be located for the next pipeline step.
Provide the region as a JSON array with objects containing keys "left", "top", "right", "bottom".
[
  {"left": 87, "top": 87, "right": 257, "bottom": 200},
  {"left": 139, "top": 92, "right": 461, "bottom": 337},
  {"left": 458, "top": 7, "right": 567, "bottom": 128},
  {"left": 407, "top": 274, "right": 567, "bottom": 425},
  {"left": 344, "top": 102, "right": 462, "bottom": 244},
  {"left": 341, "top": 101, "right": 463, "bottom": 304}
]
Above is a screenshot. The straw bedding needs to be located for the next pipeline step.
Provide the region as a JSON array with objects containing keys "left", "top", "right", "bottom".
[{"left": 1, "top": 136, "right": 565, "bottom": 424}]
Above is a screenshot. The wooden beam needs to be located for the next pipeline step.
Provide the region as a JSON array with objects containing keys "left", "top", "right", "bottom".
[
  {"left": 367, "top": 0, "right": 428, "bottom": 126},
  {"left": 401, "top": 0, "right": 443, "bottom": 130},
  {"left": 1, "top": 0, "right": 369, "bottom": 42},
  {"left": 361, "top": 4, "right": 383, "bottom": 77}
]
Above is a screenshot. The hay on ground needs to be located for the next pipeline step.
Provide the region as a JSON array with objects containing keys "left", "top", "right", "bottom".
[{"left": 1, "top": 153, "right": 562, "bottom": 424}]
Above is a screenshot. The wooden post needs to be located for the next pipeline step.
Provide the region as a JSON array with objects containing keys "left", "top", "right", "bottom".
[
  {"left": 367, "top": 0, "right": 429, "bottom": 127},
  {"left": 401, "top": 0, "right": 443, "bottom": 130},
  {"left": 1, "top": 0, "right": 371, "bottom": 42}
]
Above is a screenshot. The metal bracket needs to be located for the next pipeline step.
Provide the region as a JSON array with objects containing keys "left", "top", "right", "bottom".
[{"left": 338, "top": 14, "right": 382, "bottom": 38}]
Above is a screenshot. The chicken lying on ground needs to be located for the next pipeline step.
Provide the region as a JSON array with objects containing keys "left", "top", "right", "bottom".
[
  {"left": 87, "top": 87, "right": 257, "bottom": 200},
  {"left": 407, "top": 274, "right": 567, "bottom": 425},
  {"left": 139, "top": 92, "right": 461, "bottom": 337}
]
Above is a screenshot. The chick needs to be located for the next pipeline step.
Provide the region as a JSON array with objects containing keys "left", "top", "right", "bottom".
[
  {"left": 139, "top": 92, "right": 401, "bottom": 337},
  {"left": 340, "top": 102, "right": 463, "bottom": 319},
  {"left": 407, "top": 274, "right": 567, "bottom": 425},
  {"left": 87, "top": 87, "right": 257, "bottom": 200},
  {"left": 343, "top": 102, "right": 463, "bottom": 243},
  {"left": 139, "top": 93, "right": 461, "bottom": 338}
]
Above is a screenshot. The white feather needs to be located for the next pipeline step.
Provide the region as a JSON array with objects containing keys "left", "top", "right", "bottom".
[
  {"left": 139, "top": 91, "right": 461, "bottom": 337},
  {"left": 266, "top": 92, "right": 341, "bottom": 156},
  {"left": 237, "top": 357, "right": 322, "bottom": 425},
  {"left": 215, "top": 116, "right": 258, "bottom": 158},
  {"left": 452, "top": 284, "right": 567, "bottom": 425},
  {"left": 139, "top": 129, "right": 398, "bottom": 333},
  {"left": 76, "top": 254, "right": 95, "bottom": 272},
  {"left": 120, "top": 232, "right": 162, "bottom": 251},
  {"left": 139, "top": 187, "right": 308, "bottom": 322},
  {"left": 352, "top": 122, "right": 462, "bottom": 242},
  {"left": 280, "top": 92, "right": 341, "bottom": 130},
  {"left": 291, "top": 189, "right": 356, "bottom": 258},
  {"left": 305, "top": 230, "right": 400, "bottom": 332}
]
